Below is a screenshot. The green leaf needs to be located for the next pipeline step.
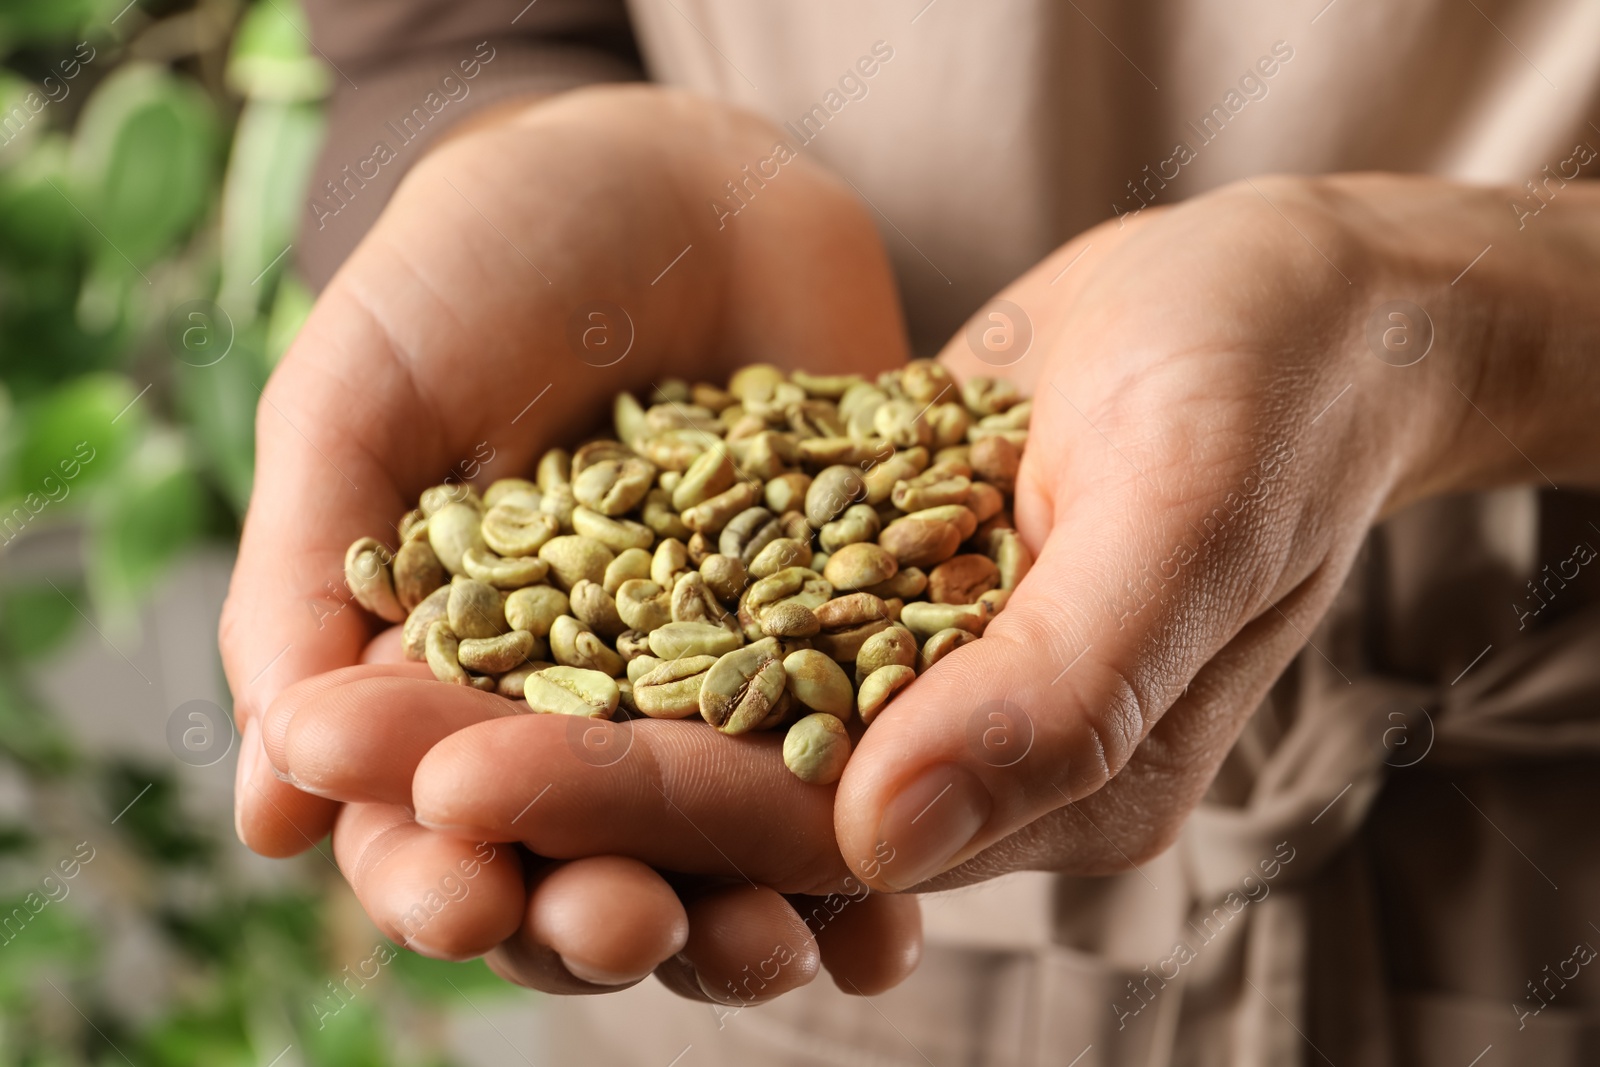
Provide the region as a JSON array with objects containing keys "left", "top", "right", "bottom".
[
  {"left": 265, "top": 271, "right": 313, "bottom": 368},
  {"left": 216, "top": 98, "right": 323, "bottom": 317},
  {"left": 388, "top": 953, "right": 510, "bottom": 1002},
  {"left": 0, "top": 373, "right": 136, "bottom": 539},
  {"left": 88, "top": 431, "right": 209, "bottom": 607},
  {"left": 0, "top": 133, "right": 82, "bottom": 264},
  {"left": 69, "top": 64, "right": 219, "bottom": 267},
  {"left": 0, "top": 670, "right": 75, "bottom": 773},
  {"left": 173, "top": 324, "right": 265, "bottom": 517},
  {"left": 226, "top": 0, "right": 332, "bottom": 103},
  {"left": 0, "top": 0, "right": 120, "bottom": 51},
  {"left": 0, "top": 580, "right": 81, "bottom": 659}
]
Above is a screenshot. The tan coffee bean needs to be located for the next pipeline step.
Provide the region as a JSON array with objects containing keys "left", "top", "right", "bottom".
[
  {"left": 965, "top": 482, "right": 1004, "bottom": 524},
  {"left": 805, "top": 465, "right": 867, "bottom": 528},
  {"left": 648, "top": 621, "right": 744, "bottom": 660},
  {"left": 764, "top": 472, "right": 812, "bottom": 514},
  {"left": 782, "top": 650, "right": 853, "bottom": 718},
  {"left": 854, "top": 625, "right": 918, "bottom": 686},
  {"left": 536, "top": 448, "right": 572, "bottom": 491},
  {"left": 615, "top": 579, "right": 672, "bottom": 633},
  {"left": 898, "top": 600, "right": 992, "bottom": 640},
  {"left": 918, "top": 627, "right": 976, "bottom": 672},
  {"left": 865, "top": 567, "right": 928, "bottom": 600},
  {"left": 970, "top": 434, "right": 1021, "bottom": 494},
  {"left": 700, "top": 639, "right": 787, "bottom": 735},
  {"left": 985, "top": 528, "right": 1033, "bottom": 591},
  {"left": 788, "top": 399, "right": 846, "bottom": 439},
  {"left": 823, "top": 543, "right": 899, "bottom": 592},
  {"left": 524, "top": 666, "right": 619, "bottom": 718},
  {"left": 718, "top": 506, "right": 776, "bottom": 563},
  {"left": 671, "top": 572, "right": 731, "bottom": 626},
  {"left": 656, "top": 377, "right": 693, "bottom": 403},
  {"left": 692, "top": 382, "right": 736, "bottom": 412},
  {"left": 686, "top": 532, "right": 715, "bottom": 565},
  {"left": 744, "top": 567, "right": 825, "bottom": 615},
  {"left": 419, "top": 482, "right": 481, "bottom": 517},
  {"left": 809, "top": 551, "right": 831, "bottom": 576},
  {"left": 402, "top": 585, "right": 452, "bottom": 660},
  {"left": 783, "top": 713, "right": 851, "bottom": 784},
  {"left": 641, "top": 488, "right": 693, "bottom": 541},
  {"left": 572, "top": 457, "right": 656, "bottom": 516},
  {"left": 481, "top": 501, "right": 559, "bottom": 558},
  {"left": 484, "top": 477, "right": 540, "bottom": 510},
  {"left": 979, "top": 398, "right": 1031, "bottom": 431},
  {"left": 504, "top": 585, "right": 568, "bottom": 637},
  {"left": 860, "top": 447, "right": 928, "bottom": 505},
  {"left": 729, "top": 363, "right": 787, "bottom": 400},
  {"left": 540, "top": 482, "right": 578, "bottom": 527},
  {"left": 960, "top": 376, "right": 1022, "bottom": 417},
  {"left": 798, "top": 436, "right": 885, "bottom": 467},
  {"left": 570, "top": 506, "right": 654, "bottom": 553},
  {"left": 650, "top": 538, "right": 690, "bottom": 588},
  {"left": 858, "top": 664, "right": 917, "bottom": 724},
  {"left": 636, "top": 429, "right": 708, "bottom": 471},
  {"left": 391, "top": 538, "right": 445, "bottom": 611},
  {"left": 571, "top": 440, "right": 636, "bottom": 475},
  {"left": 428, "top": 501, "right": 488, "bottom": 575},
  {"left": 790, "top": 370, "right": 864, "bottom": 399},
  {"left": 749, "top": 537, "right": 812, "bottom": 579},
  {"left": 878, "top": 516, "right": 962, "bottom": 569},
  {"left": 875, "top": 398, "right": 933, "bottom": 449},
  {"left": 570, "top": 580, "right": 628, "bottom": 639},
  {"left": 613, "top": 390, "right": 648, "bottom": 446},
  {"left": 680, "top": 481, "right": 760, "bottom": 534},
  {"left": 672, "top": 445, "right": 736, "bottom": 511},
  {"left": 890, "top": 468, "right": 971, "bottom": 512},
  {"left": 495, "top": 661, "right": 554, "bottom": 699},
  {"left": 760, "top": 599, "right": 820, "bottom": 638},
  {"left": 928, "top": 554, "right": 1001, "bottom": 604},
  {"left": 633, "top": 655, "right": 717, "bottom": 718},
  {"left": 900, "top": 359, "right": 953, "bottom": 405},
  {"left": 462, "top": 546, "right": 549, "bottom": 589},
  {"left": 538, "top": 535, "right": 614, "bottom": 590},
  {"left": 458, "top": 630, "right": 536, "bottom": 674},
  {"left": 397, "top": 509, "right": 428, "bottom": 543},
  {"left": 344, "top": 537, "right": 404, "bottom": 622},
  {"left": 615, "top": 629, "right": 652, "bottom": 661},
  {"left": 905, "top": 504, "right": 978, "bottom": 540},
  {"left": 818, "top": 503, "right": 881, "bottom": 553},
  {"left": 603, "top": 547, "right": 652, "bottom": 594},
  {"left": 627, "top": 654, "right": 664, "bottom": 684},
  {"left": 425, "top": 621, "right": 471, "bottom": 686},
  {"left": 926, "top": 403, "right": 973, "bottom": 450},
  {"left": 447, "top": 575, "right": 508, "bottom": 639},
  {"left": 699, "top": 554, "right": 748, "bottom": 605},
  {"left": 934, "top": 444, "right": 972, "bottom": 469},
  {"left": 549, "top": 615, "right": 625, "bottom": 676},
  {"left": 812, "top": 592, "right": 893, "bottom": 661}
]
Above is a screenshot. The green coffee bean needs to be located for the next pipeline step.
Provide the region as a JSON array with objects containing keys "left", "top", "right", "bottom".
[
  {"left": 783, "top": 713, "right": 850, "bottom": 784},
  {"left": 858, "top": 664, "right": 916, "bottom": 724}
]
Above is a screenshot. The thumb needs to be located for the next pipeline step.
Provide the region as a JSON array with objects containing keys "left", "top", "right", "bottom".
[{"left": 834, "top": 396, "right": 1295, "bottom": 893}]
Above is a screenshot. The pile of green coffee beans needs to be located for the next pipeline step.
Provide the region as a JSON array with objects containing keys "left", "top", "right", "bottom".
[{"left": 343, "top": 361, "right": 1031, "bottom": 784}]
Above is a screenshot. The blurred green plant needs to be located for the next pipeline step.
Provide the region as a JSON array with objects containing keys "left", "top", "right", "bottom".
[{"left": 0, "top": 2, "right": 514, "bottom": 1063}]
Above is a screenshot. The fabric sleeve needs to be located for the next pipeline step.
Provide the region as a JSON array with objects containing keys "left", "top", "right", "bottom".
[{"left": 296, "top": 0, "right": 643, "bottom": 288}]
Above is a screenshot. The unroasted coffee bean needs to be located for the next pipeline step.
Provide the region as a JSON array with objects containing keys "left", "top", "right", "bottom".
[
  {"left": 783, "top": 713, "right": 850, "bottom": 784},
  {"left": 448, "top": 576, "right": 508, "bottom": 639},
  {"left": 343, "top": 360, "right": 1028, "bottom": 784},
  {"left": 858, "top": 664, "right": 916, "bottom": 724},
  {"left": 701, "top": 640, "right": 787, "bottom": 735},
  {"left": 345, "top": 537, "right": 404, "bottom": 622}
]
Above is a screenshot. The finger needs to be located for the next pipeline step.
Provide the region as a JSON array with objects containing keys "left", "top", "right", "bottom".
[
  {"left": 410, "top": 714, "right": 847, "bottom": 894},
  {"left": 331, "top": 803, "right": 526, "bottom": 960},
  {"left": 653, "top": 885, "right": 820, "bottom": 1007},
  {"left": 260, "top": 663, "right": 433, "bottom": 779},
  {"left": 271, "top": 672, "right": 516, "bottom": 806},
  {"left": 806, "top": 890, "right": 923, "bottom": 996},
  {"left": 487, "top": 856, "right": 689, "bottom": 994}
]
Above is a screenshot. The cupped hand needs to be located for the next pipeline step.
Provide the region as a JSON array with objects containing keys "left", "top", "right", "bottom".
[{"left": 220, "top": 84, "right": 919, "bottom": 996}]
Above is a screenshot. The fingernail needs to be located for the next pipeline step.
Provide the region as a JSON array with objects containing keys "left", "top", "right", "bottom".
[
  {"left": 404, "top": 934, "right": 470, "bottom": 962},
  {"left": 234, "top": 721, "right": 260, "bottom": 846},
  {"left": 873, "top": 763, "right": 991, "bottom": 891},
  {"left": 561, "top": 955, "right": 653, "bottom": 988},
  {"left": 695, "top": 970, "right": 749, "bottom": 1006}
]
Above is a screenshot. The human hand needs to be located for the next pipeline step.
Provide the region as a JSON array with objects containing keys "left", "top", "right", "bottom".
[{"left": 221, "top": 84, "right": 921, "bottom": 995}]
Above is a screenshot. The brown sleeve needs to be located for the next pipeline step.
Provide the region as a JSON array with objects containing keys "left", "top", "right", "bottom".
[{"left": 297, "top": 0, "right": 642, "bottom": 288}]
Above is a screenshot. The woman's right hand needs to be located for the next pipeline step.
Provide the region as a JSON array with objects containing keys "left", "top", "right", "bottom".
[{"left": 221, "top": 84, "right": 922, "bottom": 999}]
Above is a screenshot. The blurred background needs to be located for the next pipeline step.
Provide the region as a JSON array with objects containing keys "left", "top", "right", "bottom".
[{"left": 0, "top": 1, "right": 538, "bottom": 1062}]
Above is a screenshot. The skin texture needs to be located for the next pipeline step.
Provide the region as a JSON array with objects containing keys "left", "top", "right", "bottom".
[{"left": 226, "top": 83, "right": 1600, "bottom": 1000}]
